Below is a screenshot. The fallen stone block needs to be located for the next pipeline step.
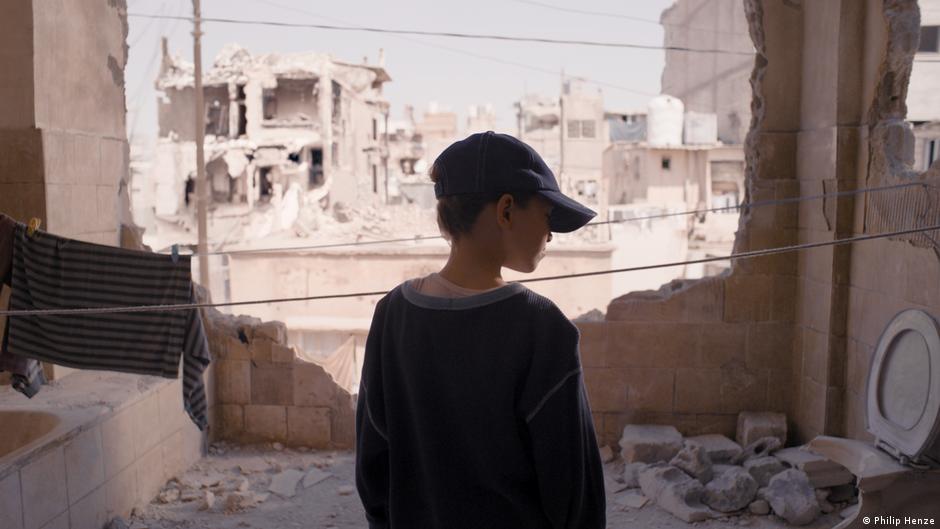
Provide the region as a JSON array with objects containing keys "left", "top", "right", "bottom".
[
  {"left": 827, "top": 483, "right": 858, "bottom": 504},
  {"left": 223, "top": 492, "right": 267, "bottom": 513},
  {"left": 599, "top": 445, "right": 615, "bottom": 463},
  {"left": 615, "top": 491, "right": 650, "bottom": 510},
  {"left": 713, "top": 464, "right": 738, "bottom": 476},
  {"left": 338, "top": 485, "right": 355, "bottom": 495},
  {"left": 688, "top": 434, "right": 742, "bottom": 463},
  {"left": 748, "top": 499, "right": 770, "bottom": 515},
  {"left": 639, "top": 465, "right": 713, "bottom": 523},
  {"left": 619, "top": 425, "right": 683, "bottom": 463},
  {"left": 731, "top": 436, "right": 782, "bottom": 465},
  {"left": 621, "top": 462, "right": 647, "bottom": 489},
  {"left": 670, "top": 442, "right": 714, "bottom": 483},
  {"left": 743, "top": 456, "right": 786, "bottom": 487},
  {"left": 736, "top": 412, "right": 787, "bottom": 447},
  {"left": 268, "top": 469, "right": 305, "bottom": 498},
  {"left": 157, "top": 488, "right": 180, "bottom": 504},
  {"left": 703, "top": 466, "right": 758, "bottom": 513},
  {"left": 762, "top": 469, "right": 820, "bottom": 526},
  {"left": 106, "top": 517, "right": 129, "bottom": 529},
  {"left": 199, "top": 490, "right": 215, "bottom": 511}
]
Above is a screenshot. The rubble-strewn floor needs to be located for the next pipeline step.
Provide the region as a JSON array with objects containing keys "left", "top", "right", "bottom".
[{"left": 129, "top": 443, "right": 845, "bottom": 529}]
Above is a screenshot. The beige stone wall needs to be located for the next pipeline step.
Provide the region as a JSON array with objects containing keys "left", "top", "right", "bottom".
[{"left": 205, "top": 313, "right": 357, "bottom": 449}]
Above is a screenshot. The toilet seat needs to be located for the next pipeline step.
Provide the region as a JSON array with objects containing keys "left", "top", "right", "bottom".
[{"left": 866, "top": 309, "right": 940, "bottom": 468}]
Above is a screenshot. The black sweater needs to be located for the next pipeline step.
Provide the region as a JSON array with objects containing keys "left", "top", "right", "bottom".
[{"left": 355, "top": 281, "right": 606, "bottom": 529}]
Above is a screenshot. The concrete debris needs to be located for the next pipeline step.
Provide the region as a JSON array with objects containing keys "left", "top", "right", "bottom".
[
  {"left": 269, "top": 469, "right": 305, "bottom": 498},
  {"left": 303, "top": 467, "right": 333, "bottom": 488},
  {"left": 736, "top": 412, "right": 787, "bottom": 448},
  {"left": 731, "top": 436, "right": 782, "bottom": 465},
  {"left": 670, "top": 441, "right": 714, "bottom": 484},
  {"left": 105, "top": 517, "right": 129, "bottom": 529},
  {"left": 599, "top": 445, "right": 615, "bottom": 463},
  {"left": 761, "top": 469, "right": 820, "bottom": 526},
  {"left": 748, "top": 499, "right": 770, "bottom": 515},
  {"left": 615, "top": 491, "right": 650, "bottom": 510},
  {"left": 619, "top": 425, "right": 684, "bottom": 463},
  {"left": 333, "top": 202, "right": 353, "bottom": 223},
  {"left": 238, "top": 459, "right": 269, "bottom": 474},
  {"left": 687, "top": 434, "right": 743, "bottom": 464},
  {"left": 621, "top": 462, "right": 647, "bottom": 489},
  {"left": 157, "top": 487, "right": 180, "bottom": 504},
  {"left": 713, "top": 464, "right": 738, "bottom": 476},
  {"left": 827, "top": 483, "right": 858, "bottom": 504},
  {"left": 199, "top": 490, "right": 216, "bottom": 511},
  {"left": 272, "top": 442, "right": 285, "bottom": 451},
  {"left": 235, "top": 477, "right": 250, "bottom": 492},
  {"left": 223, "top": 491, "right": 267, "bottom": 513},
  {"left": 773, "top": 446, "right": 854, "bottom": 488},
  {"left": 639, "top": 465, "right": 714, "bottom": 522},
  {"left": 743, "top": 456, "right": 786, "bottom": 487},
  {"left": 702, "top": 466, "right": 758, "bottom": 513},
  {"left": 337, "top": 485, "right": 355, "bottom": 496},
  {"left": 180, "top": 489, "right": 203, "bottom": 502}
]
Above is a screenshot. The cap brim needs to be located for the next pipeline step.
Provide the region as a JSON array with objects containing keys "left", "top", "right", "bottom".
[{"left": 538, "top": 190, "right": 598, "bottom": 233}]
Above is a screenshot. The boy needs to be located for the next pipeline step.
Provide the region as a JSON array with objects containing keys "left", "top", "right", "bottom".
[{"left": 356, "top": 131, "right": 606, "bottom": 528}]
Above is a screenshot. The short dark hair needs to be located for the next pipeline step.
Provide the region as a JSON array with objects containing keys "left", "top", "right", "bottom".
[{"left": 429, "top": 163, "right": 538, "bottom": 241}]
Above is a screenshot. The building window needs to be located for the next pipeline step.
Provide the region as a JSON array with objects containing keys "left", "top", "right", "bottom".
[
  {"left": 372, "top": 165, "right": 378, "bottom": 193},
  {"left": 567, "top": 119, "right": 581, "bottom": 139},
  {"left": 372, "top": 118, "right": 378, "bottom": 141},
  {"left": 581, "top": 120, "right": 596, "bottom": 138},
  {"left": 919, "top": 26, "right": 939, "bottom": 53},
  {"left": 927, "top": 139, "right": 939, "bottom": 170},
  {"left": 262, "top": 88, "right": 277, "bottom": 120},
  {"left": 661, "top": 156, "right": 671, "bottom": 170},
  {"left": 331, "top": 142, "right": 339, "bottom": 167}
]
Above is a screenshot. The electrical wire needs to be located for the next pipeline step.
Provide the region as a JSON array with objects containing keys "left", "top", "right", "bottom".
[
  {"left": 175, "top": 181, "right": 928, "bottom": 257},
  {"left": 2, "top": 222, "right": 938, "bottom": 317},
  {"left": 125, "top": 13, "right": 754, "bottom": 56}
]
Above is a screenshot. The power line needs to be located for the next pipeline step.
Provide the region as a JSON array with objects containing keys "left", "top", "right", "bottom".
[
  {"left": 510, "top": 0, "right": 663, "bottom": 25},
  {"left": 177, "top": 181, "right": 927, "bottom": 257},
  {"left": 249, "top": 0, "right": 655, "bottom": 97},
  {"left": 126, "top": 13, "right": 754, "bottom": 56},
  {"left": 3, "top": 222, "right": 938, "bottom": 317}
]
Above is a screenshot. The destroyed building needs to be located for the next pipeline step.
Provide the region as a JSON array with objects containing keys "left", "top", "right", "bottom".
[{"left": 147, "top": 42, "right": 392, "bottom": 222}]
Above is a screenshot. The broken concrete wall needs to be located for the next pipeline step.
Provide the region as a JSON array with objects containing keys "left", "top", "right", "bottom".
[
  {"left": 205, "top": 313, "right": 357, "bottom": 449},
  {"left": 587, "top": 0, "right": 940, "bottom": 449},
  {"left": 584, "top": 0, "right": 803, "bottom": 448},
  {"left": 158, "top": 87, "right": 197, "bottom": 141}
]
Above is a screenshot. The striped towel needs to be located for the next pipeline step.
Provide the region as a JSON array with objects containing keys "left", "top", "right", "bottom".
[
  {"left": 0, "top": 214, "right": 46, "bottom": 397},
  {"left": 7, "top": 223, "right": 211, "bottom": 430}
]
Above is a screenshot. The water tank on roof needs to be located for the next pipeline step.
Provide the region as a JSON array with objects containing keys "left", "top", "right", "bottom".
[{"left": 647, "top": 95, "right": 684, "bottom": 147}]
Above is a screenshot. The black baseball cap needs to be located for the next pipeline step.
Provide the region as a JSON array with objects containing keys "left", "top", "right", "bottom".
[{"left": 432, "top": 131, "right": 597, "bottom": 233}]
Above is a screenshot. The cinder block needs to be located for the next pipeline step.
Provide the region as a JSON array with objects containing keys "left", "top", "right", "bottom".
[
  {"left": 219, "top": 404, "right": 245, "bottom": 438},
  {"left": 161, "top": 430, "right": 185, "bottom": 480},
  {"left": 100, "top": 407, "right": 136, "bottom": 480},
  {"left": 720, "top": 364, "right": 767, "bottom": 414},
  {"left": 746, "top": 323, "right": 793, "bottom": 371},
  {"left": 736, "top": 411, "right": 787, "bottom": 447},
  {"left": 272, "top": 344, "right": 296, "bottom": 363},
  {"left": 674, "top": 368, "right": 721, "bottom": 414},
  {"left": 698, "top": 324, "right": 746, "bottom": 368},
  {"left": 622, "top": 368, "right": 675, "bottom": 413},
  {"left": 225, "top": 336, "right": 251, "bottom": 360},
  {"left": 216, "top": 360, "right": 251, "bottom": 404},
  {"left": 254, "top": 321, "right": 288, "bottom": 343},
  {"left": 723, "top": 274, "right": 775, "bottom": 322},
  {"left": 330, "top": 396, "right": 357, "bottom": 449},
  {"left": 607, "top": 322, "right": 696, "bottom": 368},
  {"left": 68, "top": 485, "right": 107, "bottom": 529},
  {"left": 293, "top": 362, "right": 338, "bottom": 407},
  {"left": 619, "top": 424, "right": 683, "bottom": 463},
  {"left": 287, "top": 406, "right": 331, "bottom": 448},
  {"left": 104, "top": 461, "right": 139, "bottom": 520},
  {"left": 132, "top": 393, "right": 163, "bottom": 459},
  {"left": 251, "top": 364, "right": 294, "bottom": 405},
  {"left": 244, "top": 405, "right": 287, "bottom": 441},
  {"left": 136, "top": 444, "right": 166, "bottom": 506},
  {"left": 583, "top": 368, "right": 628, "bottom": 412},
  {"left": 574, "top": 322, "right": 607, "bottom": 368}
]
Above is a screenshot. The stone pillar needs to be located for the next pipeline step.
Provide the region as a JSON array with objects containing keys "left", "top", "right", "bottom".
[{"left": 0, "top": 0, "right": 130, "bottom": 381}]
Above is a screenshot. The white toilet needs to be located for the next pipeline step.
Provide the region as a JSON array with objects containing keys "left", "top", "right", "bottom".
[{"left": 808, "top": 309, "right": 940, "bottom": 527}]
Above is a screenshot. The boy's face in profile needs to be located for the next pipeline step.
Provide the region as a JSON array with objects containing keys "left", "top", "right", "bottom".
[{"left": 496, "top": 195, "right": 555, "bottom": 274}]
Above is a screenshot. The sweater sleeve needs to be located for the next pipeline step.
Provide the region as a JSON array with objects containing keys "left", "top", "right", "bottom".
[
  {"left": 519, "top": 309, "right": 607, "bottom": 529},
  {"left": 356, "top": 297, "right": 390, "bottom": 529}
]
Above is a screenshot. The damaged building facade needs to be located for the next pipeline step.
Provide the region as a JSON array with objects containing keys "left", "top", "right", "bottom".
[{"left": 145, "top": 42, "right": 391, "bottom": 224}]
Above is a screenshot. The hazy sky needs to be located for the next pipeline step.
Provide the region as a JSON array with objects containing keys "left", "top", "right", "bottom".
[{"left": 125, "top": 0, "right": 676, "bottom": 145}]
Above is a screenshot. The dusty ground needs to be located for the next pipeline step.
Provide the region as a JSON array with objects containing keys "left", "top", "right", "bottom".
[{"left": 128, "top": 443, "right": 847, "bottom": 529}]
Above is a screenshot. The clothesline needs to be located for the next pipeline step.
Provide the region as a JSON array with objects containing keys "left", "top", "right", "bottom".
[
  {"left": 2, "top": 222, "right": 938, "bottom": 317},
  {"left": 176, "top": 181, "right": 931, "bottom": 257}
]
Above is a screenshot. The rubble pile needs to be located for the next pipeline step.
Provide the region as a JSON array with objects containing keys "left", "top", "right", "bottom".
[{"left": 604, "top": 413, "right": 857, "bottom": 526}]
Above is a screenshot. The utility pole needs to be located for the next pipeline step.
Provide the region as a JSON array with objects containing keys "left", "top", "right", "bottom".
[{"left": 192, "top": 0, "right": 210, "bottom": 288}]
